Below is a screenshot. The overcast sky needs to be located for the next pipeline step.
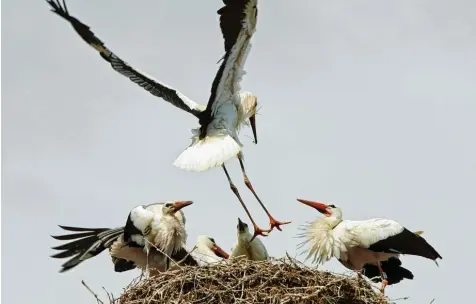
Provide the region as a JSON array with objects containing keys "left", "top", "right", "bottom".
[{"left": 3, "top": 0, "right": 476, "bottom": 303}]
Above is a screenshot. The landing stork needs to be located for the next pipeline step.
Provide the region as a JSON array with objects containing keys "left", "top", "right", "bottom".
[
  {"left": 45, "top": 0, "right": 290, "bottom": 240},
  {"left": 51, "top": 201, "right": 194, "bottom": 273},
  {"left": 296, "top": 199, "right": 442, "bottom": 293}
]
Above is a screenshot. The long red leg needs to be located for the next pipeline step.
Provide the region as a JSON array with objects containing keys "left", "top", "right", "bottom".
[
  {"left": 377, "top": 262, "right": 388, "bottom": 294},
  {"left": 238, "top": 157, "right": 291, "bottom": 232},
  {"left": 222, "top": 165, "right": 270, "bottom": 241}
]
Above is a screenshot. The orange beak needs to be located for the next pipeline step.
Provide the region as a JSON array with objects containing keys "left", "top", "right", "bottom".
[
  {"left": 297, "top": 199, "right": 328, "bottom": 215},
  {"left": 172, "top": 200, "right": 193, "bottom": 212},
  {"left": 212, "top": 244, "right": 229, "bottom": 259},
  {"left": 249, "top": 114, "right": 257, "bottom": 144}
]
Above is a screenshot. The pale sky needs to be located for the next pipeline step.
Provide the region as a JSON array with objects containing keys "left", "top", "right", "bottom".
[{"left": 2, "top": 0, "right": 476, "bottom": 303}]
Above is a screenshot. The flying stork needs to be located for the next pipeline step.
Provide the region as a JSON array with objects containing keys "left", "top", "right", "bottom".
[
  {"left": 229, "top": 218, "right": 269, "bottom": 261},
  {"left": 51, "top": 201, "right": 194, "bottom": 273},
  {"left": 296, "top": 199, "right": 442, "bottom": 293},
  {"left": 45, "top": 0, "right": 290, "bottom": 240}
]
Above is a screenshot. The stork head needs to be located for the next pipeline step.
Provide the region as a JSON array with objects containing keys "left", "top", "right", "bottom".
[
  {"left": 237, "top": 217, "right": 249, "bottom": 233},
  {"left": 197, "top": 235, "right": 229, "bottom": 259},
  {"left": 238, "top": 92, "right": 258, "bottom": 144},
  {"left": 161, "top": 200, "right": 193, "bottom": 215},
  {"left": 297, "top": 199, "right": 342, "bottom": 218}
]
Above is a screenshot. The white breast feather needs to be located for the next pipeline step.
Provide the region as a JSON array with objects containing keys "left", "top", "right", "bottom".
[{"left": 299, "top": 221, "right": 353, "bottom": 265}]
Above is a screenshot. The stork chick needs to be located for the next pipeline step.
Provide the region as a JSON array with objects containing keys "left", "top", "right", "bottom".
[
  {"left": 168, "top": 235, "right": 229, "bottom": 270},
  {"left": 230, "top": 218, "right": 269, "bottom": 261},
  {"left": 297, "top": 199, "right": 442, "bottom": 293},
  {"left": 193, "top": 235, "right": 229, "bottom": 265}
]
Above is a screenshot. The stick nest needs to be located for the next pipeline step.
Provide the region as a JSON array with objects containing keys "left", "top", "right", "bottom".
[{"left": 115, "top": 256, "right": 389, "bottom": 304}]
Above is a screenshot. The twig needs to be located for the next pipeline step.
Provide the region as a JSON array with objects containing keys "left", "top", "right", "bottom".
[
  {"left": 81, "top": 280, "right": 104, "bottom": 304},
  {"left": 144, "top": 239, "right": 182, "bottom": 270}
]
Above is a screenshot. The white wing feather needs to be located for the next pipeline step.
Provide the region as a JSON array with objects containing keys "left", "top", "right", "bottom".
[
  {"left": 335, "top": 219, "right": 405, "bottom": 248},
  {"left": 211, "top": 0, "right": 258, "bottom": 117}
]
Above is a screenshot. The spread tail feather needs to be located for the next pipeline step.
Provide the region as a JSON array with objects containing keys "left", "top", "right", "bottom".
[{"left": 173, "top": 133, "right": 241, "bottom": 172}]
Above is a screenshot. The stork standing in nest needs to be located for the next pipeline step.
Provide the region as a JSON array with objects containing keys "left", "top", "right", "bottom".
[
  {"left": 168, "top": 235, "right": 229, "bottom": 270},
  {"left": 45, "top": 0, "right": 290, "bottom": 240},
  {"left": 192, "top": 235, "right": 230, "bottom": 265},
  {"left": 51, "top": 201, "right": 194, "bottom": 274},
  {"left": 296, "top": 199, "right": 442, "bottom": 293},
  {"left": 229, "top": 218, "right": 269, "bottom": 261}
]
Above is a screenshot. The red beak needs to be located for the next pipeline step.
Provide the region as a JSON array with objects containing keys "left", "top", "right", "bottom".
[
  {"left": 172, "top": 201, "right": 193, "bottom": 212},
  {"left": 212, "top": 244, "right": 229, "bottom": 259},
  {"left": 297, "top": 199, "right": 328, "bottom": 214}
]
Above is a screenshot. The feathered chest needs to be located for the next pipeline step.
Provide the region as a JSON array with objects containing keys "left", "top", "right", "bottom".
[
  {"left": 148, "top": 217, "right": 187, "bottom": 255},
  {"left": 300, "top": 222, "right": 350, "bottom": 265}
]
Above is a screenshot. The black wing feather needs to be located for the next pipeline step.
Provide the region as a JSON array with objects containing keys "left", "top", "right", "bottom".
[
  {"left": 50, "top": 225, "right": 124, "bottom": 272},
  {"left": 217, "top": 0, "right": 250, "bottom": 53},
  {"left": 363, "top": 257, "right": 414, "bottom": 285},
  {"left": 368, "top": 228, "right": 442, "bottom": 260},
  {"left": 46, "top": 0, "right": 202, "bottom": 118},
  {"left": 171, "top": 247, "right": 199, "bottom": 266},
  {"left": 198, "top": 0, "right": 256, "bottom": 134},
  {"left": 123, "top": 211, "right": 143, "bottom": 245}
]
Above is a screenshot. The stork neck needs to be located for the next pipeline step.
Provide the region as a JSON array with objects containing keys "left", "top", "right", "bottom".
[
  {"left": 236, "top": 92, "right": 256, "bottom": 122},
  {"left": 300, "top": 216, "right": 343, "bottom": 265},
  {"left": 237, "top": 230, "right": 253, "bottom": 244}
]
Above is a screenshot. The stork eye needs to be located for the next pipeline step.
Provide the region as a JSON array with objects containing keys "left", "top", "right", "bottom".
[
  {"left": 165, "top": 203, "right": 173, "bottom": 208},
  {"left": 209, "top": 237, "right": 216, "bottom": 244},
  {"left": 328, "top": 204, "right": 336, "bottom": 208}
]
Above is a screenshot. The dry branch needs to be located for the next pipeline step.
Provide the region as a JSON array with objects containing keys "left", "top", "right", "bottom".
[{"left": 113, "top": 256, "right": 389, "bottom": 304}]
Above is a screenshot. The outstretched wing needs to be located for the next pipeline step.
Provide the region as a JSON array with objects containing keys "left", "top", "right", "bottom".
[
  {"left": 46, "top": 0, "right": 205, "bottom": 117},
  {"left": 50, "top": 225, "right": 124, "bottom": 272},
  {"left": 199, "top": 0, "right": 258, "bottom": 127}
]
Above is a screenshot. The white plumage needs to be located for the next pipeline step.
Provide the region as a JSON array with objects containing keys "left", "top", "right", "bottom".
[
  {"left": 189, "top": 235, "right": 229, "bottom": 266},
  {"left": 124, "top": 201, "right": 193, "bottom": 272},
  {"left": 229, "top": 218, "right": 269, "bottom": 261},
  {"left": 50, "top": 201, "right": 193, "bottom": 273},
  {"left": 46, "top": 0, "right": 257, "bottom": 172},
  {"left": 173, "top": 129, "right": 242, "bottom": 172},
  {"left": 46, "top": 0, "right": 289, "bottom": 238}
]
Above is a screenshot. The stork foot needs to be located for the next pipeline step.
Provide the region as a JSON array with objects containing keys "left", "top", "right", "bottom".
[
  {"left": 250, "top": 225, "right": 271, "bottom": 242},
  {"left": 380, "top": 279, "right": 388, "bottom": 294},
  {"left": 268, "top": 216, "right": 291, "bottom": 232}
]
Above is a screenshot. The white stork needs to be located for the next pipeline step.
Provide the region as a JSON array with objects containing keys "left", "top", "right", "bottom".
[
  {"left": 123, "top": 200, "right": 193, "bottom": 271},
  {"left": 229, "top": 218, "right": 269, "bottom": 261},
  {"left": 45, "top": 0, "right": 290, "bottom": 239},
  {"left": 167, "top": 235, "right": 229, "bottom": 270},
  {"left": 296, "top": 199, "right": 442, "bottom": 293},
  {"left": 191, "top": 235, "right": 230, "bottom": 265},
  {"left": 51, "top": 201, "right": 194, "bottom": 273}
]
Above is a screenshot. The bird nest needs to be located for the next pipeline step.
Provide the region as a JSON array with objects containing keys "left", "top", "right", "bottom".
[{"left": 112, "top": 256, "right": 389, "bottom": 304}]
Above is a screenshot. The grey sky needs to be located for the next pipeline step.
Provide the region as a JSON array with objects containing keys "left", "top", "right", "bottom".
[{"left": 2, "top": 0, "right": 475, "bottom": 303}]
